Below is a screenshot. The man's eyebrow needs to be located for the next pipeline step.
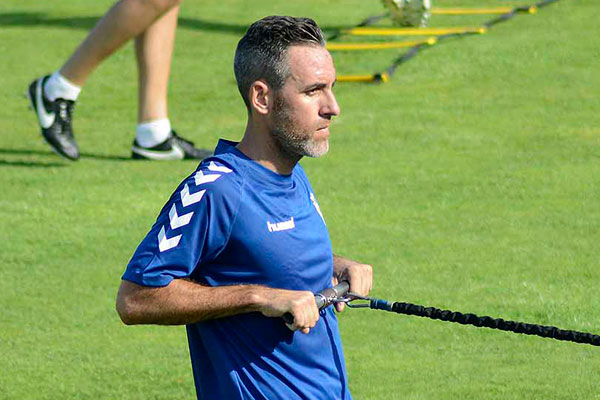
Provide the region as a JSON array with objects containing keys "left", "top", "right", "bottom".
[{"left": 302, "top": 82, "right": 328, "bottom": 92}]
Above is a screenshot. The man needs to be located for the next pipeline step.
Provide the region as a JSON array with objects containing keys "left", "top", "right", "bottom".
[
  {"left": 28, "top": 0, "right": 208, "bottom": 160},
  {"left": 117, "top": 15, "right": 372, "bottom": 399}
]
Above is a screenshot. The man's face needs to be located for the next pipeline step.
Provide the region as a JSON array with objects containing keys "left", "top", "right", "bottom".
[{"left": 269, "top": 45, "right": 340, "bottom": 159}]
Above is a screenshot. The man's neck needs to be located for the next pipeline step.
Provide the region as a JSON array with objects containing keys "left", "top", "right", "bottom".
[{"left": 236, "top": 121, "right": 301, "bottom": 175}]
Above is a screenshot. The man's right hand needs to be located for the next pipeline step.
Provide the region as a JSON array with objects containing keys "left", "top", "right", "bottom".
[{"left": 251, "top": 287, "right": 320, "bottom": 334}]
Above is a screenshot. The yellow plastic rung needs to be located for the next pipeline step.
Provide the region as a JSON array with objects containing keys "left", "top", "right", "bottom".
[
  {"left": 327, "top": 38, "right": 436, "bottom": 51},
  {"left": 431, "top": 6, "right": 537, "bottom": 15},
  {"left": 431, "top": 7, "right": 513, "bottom": 15},
  {"left": 345, "top": 27, "right": 486, "bottom": 36},
  {"left": 337, "top": 73, "right": 389, "bottom": 83}
]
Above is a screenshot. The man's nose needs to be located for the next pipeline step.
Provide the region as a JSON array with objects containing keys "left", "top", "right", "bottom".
[{"left": 321, "top": 90, "right": 340, "bottom": 118}]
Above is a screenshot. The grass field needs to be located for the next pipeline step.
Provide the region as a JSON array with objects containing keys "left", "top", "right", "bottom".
[{"left": 1, "top": 0, "right": 599, "bottom": 398}]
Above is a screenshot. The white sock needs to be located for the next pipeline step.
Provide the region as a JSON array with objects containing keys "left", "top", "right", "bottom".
[
  {"left": 44, "top": 71, "right": 82, "bottom": 102},
  {"left": 136, "top": 119, "right": 172, "bottom": 148}
]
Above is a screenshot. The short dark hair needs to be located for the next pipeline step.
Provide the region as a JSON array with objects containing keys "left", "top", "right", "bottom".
[{"left": 234, "top": 16, "right": 326, "bottom": 109}]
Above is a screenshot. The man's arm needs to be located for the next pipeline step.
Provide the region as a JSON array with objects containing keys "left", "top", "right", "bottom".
[
  {"left": 332, "top": 254, "right": 373, "bottom": 312},
  {"left": 116, "top": 279, "right": 320, "bottom": 334}
]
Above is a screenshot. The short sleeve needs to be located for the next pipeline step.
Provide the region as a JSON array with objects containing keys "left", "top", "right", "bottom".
[{"left": 122, "top": 160, "right": 242, "bottom": 287}]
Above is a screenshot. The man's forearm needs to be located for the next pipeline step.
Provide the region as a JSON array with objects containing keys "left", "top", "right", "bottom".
[
  {"left": 116, "top": 279, "right": 319, "bottom": 332},
  {"left": 116, "top": 279, "right": 264, "bottom": 325}
]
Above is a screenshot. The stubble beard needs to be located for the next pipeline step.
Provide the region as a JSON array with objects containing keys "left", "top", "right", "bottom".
[{"left": 270, "top": 96, "right": 329, "bottom": 161}]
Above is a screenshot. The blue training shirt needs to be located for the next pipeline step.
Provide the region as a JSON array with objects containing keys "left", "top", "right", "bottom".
[{"left": 123, "top": 139, "right": 352, "bottom": 400}]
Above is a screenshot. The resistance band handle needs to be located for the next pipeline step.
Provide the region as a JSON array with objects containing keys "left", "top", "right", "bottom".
[
  {"left": 370, "top": 298, "right": 394, "bottom": 311},
  {"left": 315, "top": 281, "right": 350, "bottom": 309},
  {"left": 282, "top": 281, "right": 350, "bottom": 325}
]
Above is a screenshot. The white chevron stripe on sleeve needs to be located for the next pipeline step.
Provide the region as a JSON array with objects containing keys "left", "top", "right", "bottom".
[
  {"left": 168, "top": 204, "right": 194, "bottom": 229},
  {"left": 194, "top": 170, "right": 222, "bottom": 186},
  {"left": 158, "top": 226, "right": 182, "bottom": 252},
  {"left": 208, "top": 161, "right": 233, "bottom": 173},
  {"left": 181, "top": 184, "right": 206, "bottom": 207}
]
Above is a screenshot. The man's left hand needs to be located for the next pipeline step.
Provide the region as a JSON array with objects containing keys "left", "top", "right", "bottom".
[{"left": 332, "top": 255, "right": 373, "bottom": 312}]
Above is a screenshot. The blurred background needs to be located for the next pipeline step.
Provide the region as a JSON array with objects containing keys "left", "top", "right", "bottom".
[{"left": 1, "top": 0, "right": 598, "bottom": 398}]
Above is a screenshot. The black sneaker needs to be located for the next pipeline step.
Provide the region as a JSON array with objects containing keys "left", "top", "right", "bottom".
[
  {"left": 131, "top": 131, "right": 212, "bottom": 160},
  {"left": 27, "top": 75, "right": 79, "bottom": 160}
]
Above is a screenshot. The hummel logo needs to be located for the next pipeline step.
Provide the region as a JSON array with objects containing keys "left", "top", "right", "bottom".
[
  {"left": 35, "top": 79, "right": 55, "bottom": 129},
  {"left": 158, "top": 226, "right": 181, "bottom": 252},
  {"left": 168, "top": 204, "right": 193, "bottom": 229},
  {"left": 208, "top": 162, "right": 232, "bottom": 173},
  {"left": 267, "top": 217, "right": 295, "bottom": 232},
  {"left": 194, "top": 170, "right": 222, "bottom": 186},
  {"left": 181, "top": 184, "right": 206, "bottom": 207},
  {"left": 156, "top": 165, "right": 225, "bottom": 253}
]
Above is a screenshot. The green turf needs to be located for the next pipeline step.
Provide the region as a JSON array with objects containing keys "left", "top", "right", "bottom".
[{"left": 1, "top": 0, "right": 599, "bottom": 398}]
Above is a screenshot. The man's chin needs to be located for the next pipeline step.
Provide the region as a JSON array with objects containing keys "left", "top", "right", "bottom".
[{"left": 304, "top": 141, "right": 329, "bottom": 158}]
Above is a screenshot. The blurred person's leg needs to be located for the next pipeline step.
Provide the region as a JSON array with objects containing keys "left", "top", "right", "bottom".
[
  {"left": 131, "top": 5, "right": 210, "bottom": 160},
  {"left": 133, "top": 5, "right": 178, "bottom": 149},
  {"left": 136, "top": 4, "right": 179, "bottom": 124},
  {"left": 60, "top": 0, "right": 181, "bottom": 86},
  {"left": 28, "top": 0, "right": 207, "bottom": 161}
]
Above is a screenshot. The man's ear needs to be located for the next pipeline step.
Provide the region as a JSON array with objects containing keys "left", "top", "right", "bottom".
[{"left": 249, "top": 80, "right": 271, "bottom": 115}]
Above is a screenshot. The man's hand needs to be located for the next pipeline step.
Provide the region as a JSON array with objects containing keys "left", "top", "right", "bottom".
[
  {"left": 252, "top": 287, "right": 320, "bottom": 334},
  {"left": 332, "top": 255, "right": 373, "bottom": 312}
]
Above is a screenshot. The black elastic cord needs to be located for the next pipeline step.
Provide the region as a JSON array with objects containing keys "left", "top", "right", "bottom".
[
  {"left": 370, "top": 300, "right": 600, "bottom": 346},
  {"left": 326, "top": 13, "right": 386, "bottom": 41}
]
